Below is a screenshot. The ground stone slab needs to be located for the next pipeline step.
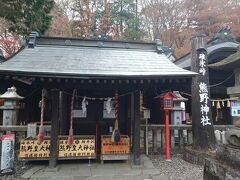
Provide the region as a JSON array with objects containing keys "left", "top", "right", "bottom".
[{"left": 204, "top": 157, "right": 240, "bottom": 180}]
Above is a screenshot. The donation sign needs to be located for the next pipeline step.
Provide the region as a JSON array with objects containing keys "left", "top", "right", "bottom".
[{"left": 101, "top": 135, "right": 130, "bottom": 155}]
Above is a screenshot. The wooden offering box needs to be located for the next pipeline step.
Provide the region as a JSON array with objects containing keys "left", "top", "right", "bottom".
[
  {"left": 19, "top": 135, "right": 96, "bottom": 160},
  {"left": 101, "top": 135, "right": 130, "bottom": 163}
]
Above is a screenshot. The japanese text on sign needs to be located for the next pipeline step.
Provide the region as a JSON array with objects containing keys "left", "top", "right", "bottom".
[
  {"left": 19, "top": 136, "right": 95, "bottom": 159},
  {"left": 1, "top": 134, "right": 15, "bottom": 174},
  {"left": 101, "top": 136, "right": 130, "bottom": 155},
  {"left": 198, "top": 53, "right": 211, "bottom": 126}
]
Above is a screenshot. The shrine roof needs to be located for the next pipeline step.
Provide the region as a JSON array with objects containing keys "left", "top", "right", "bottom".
[
  {"left": 208, "top": 47, "right": 240, "bottom": 71},
  {"left": 175, "top": 42, "right": 239, "bottom": 69},
  {"left": 0, "top": 36, "right": 195, "bottom": 79}
]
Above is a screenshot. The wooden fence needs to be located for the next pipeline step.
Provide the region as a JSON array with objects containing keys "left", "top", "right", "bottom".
[
  {"left": 140, "top": 124, "right": 233, "bottom": 155},
  {"left": 0, "top": 124, "right": 233, "bottom": 154}
]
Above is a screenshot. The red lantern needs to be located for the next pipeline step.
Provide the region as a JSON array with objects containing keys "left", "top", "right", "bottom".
[{"left": 160, "top": 92, "right": 176, "bottom": 111}]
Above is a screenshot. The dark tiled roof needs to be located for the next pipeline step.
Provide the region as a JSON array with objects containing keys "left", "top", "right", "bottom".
[
  {"left": 175, "top": 42, "right": 239, "bottom": 69},
  {"left": 209, "top": 48, "right": 240, "bottom": 71},
  {"left": 0, "top": 37, "right": 195, "bottom": 78}
]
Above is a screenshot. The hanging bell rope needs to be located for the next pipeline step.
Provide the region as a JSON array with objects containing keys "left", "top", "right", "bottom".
[
  {"left": 111, "top": 91, "right": 121, "bottom": 143},
  {"left": 212, "top": 101, "right": 215, "bottom": 107},
  {"left": 227, "top": 100, "right": 231, "bottom": 107},
  {"left": 68, "top": 89, "right": 77, "bottom": 145},
  {"left": 38, "top": 88, "right": 46, "bottom": 144},
  {"left": 216, "top": 101, "right": 221, "bottom": 109}
]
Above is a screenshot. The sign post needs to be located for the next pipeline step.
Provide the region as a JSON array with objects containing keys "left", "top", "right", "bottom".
[
  {"left": 191, "top": 34, "right": 215, "bottom": 149},
  {"left": 1, "top": 134, "right": 15, "bottom": 175}
]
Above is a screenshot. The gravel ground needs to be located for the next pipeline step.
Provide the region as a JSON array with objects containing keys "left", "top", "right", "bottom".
[
  {"left": 0, "top": 153, "right": 203, "bottom": 180},
  {"left": 149, "top": 153, "right": 204, "bottom": 180},
  {"left": 0, "top": 156, "right": 32, "bottom": 180}
]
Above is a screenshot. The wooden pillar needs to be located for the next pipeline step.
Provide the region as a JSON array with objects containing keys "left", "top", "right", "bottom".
[
  {"left": 59, "top": 91, "right": 67, "bottom": 135},
  {"left": 191, "top": 34, "right": 216, "bottom": 149},
  {"left": 131, "top": 91, "right": 141, "bottom": 165},
  {"left": 49, "top": 89, "right": 60, "bottom": 168},
  {"left": 160, "top": 129, "right": 165, "bottom": 152},
  {"left": 152, "top": 129, "right": 158, "bottom": 152}
]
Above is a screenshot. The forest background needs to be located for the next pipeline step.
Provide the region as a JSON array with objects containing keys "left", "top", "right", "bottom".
[{"left": 0, "top": 0, "right": 240, "bottom": 59}]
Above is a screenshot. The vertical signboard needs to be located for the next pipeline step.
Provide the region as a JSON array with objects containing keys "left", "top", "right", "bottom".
[
  {"left": 191, "top": 35, "right": 215, "bottom": 149},
  {"left": 1, "top": 134, "right": 15, "bottom": 175}
]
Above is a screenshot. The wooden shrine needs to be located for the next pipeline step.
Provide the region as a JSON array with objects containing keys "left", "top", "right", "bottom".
[{"left": 0, "top": 33, "right": 195, "bottom": 167}]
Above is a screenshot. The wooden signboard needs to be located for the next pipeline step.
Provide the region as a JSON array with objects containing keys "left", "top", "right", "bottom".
[
  {"left": 101, "top": 135, "right": 130, "bottom": 155},
  {"left": 19, "top": 135, "right": 95, "bottom": 160},
  {"left": 101, "top": 135, "right": 130, "bottom": 163}
]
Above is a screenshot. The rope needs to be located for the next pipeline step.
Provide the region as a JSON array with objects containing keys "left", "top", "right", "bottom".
[
  {"left": 68, "top": 89, "right": 77, "bottom": 145},
  {"left": 114, "top": 91, "right": 119, "bottom": 130},
  {"left": 111, "top": 91, "right": 121, "bottom": 143},
  {"left": 37, "top": 88, "right": 46, "bottom": 144},
  {"left": 208, "top": 73, "right": 234, "bottom": 88},
  {"left": 60, "top": 89, "right": 136, "bottom": 100}
]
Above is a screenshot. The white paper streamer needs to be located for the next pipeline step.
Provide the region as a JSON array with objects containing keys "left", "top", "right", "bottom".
[
  {"left": 106, "top": 98, "right": 112, "bottom": 113},
  {"left": 180, "top": 102, "right": 185, "bottom": 110},
  {"left": 81, "top": 96, "right": 88, "bottom": 113}
]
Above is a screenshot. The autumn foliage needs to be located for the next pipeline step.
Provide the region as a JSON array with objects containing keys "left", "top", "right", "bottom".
[{"left": 1, "top": 0, "right": 240, "bottom": 59}]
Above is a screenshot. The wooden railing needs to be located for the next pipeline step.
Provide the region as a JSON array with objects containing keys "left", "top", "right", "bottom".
[
  {"left": 140, "top": 124, "right": 233, "bottom": 155},
  {"left": 0, "top": 124, "right": 233, "bottom": 154},
  {"left": 0, "top": 125, "right": 51, "bottom": 145}
]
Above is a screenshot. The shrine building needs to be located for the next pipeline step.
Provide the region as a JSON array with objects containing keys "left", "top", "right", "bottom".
[{"left": 0, "top": 33, "right": 195, "bottom": 166}]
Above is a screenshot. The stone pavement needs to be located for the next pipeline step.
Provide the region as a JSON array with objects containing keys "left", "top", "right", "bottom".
[{"left": 22, "top": 155, "right": 169, "bottom": 180}]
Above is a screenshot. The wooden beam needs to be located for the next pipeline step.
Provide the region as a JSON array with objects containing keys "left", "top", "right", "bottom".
[
  {"left": 49, "top": 89, "right": 60, "bottom": 168},
  {"left": 131, "top": 91, "right": 141, "bottom": 165},
  {"left": 0, "top": 126, "right": 27, "bottom": 132},
  {"left": 4, "top": 75, "right": 10, "bottom": 80},
  {"left": 0, "top": 125, "right": 51, "bottom": 132},
  {"left": 59, "top": 91, "right": 67, "bottom": 135}
]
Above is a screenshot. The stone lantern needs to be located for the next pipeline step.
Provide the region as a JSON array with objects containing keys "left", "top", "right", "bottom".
[{"left": 0, "top": 86, "right": 23, "bottom": 126}]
